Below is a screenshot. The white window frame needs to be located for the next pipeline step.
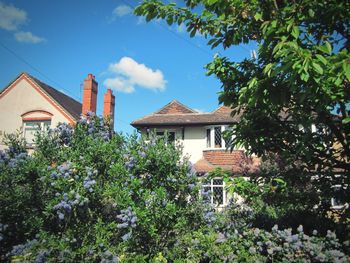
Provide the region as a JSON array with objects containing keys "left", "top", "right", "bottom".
[
  {"left": 205, "top": 125, "right": 227, "bottom": 149},
  {"left": 202, "top": 178, "right": 227, "bottom": 207},
  {"left": 23, "top": 120, "right": 51, "bottom": 147},
  {"left": 312, "top": 174, "right": 349, "bottom": 210},
  {"left": 330, "top": 184, "right": 348, "bottom": 210},
  {"left": 299, "top": 124, "right": 323, "bottom": 134}
]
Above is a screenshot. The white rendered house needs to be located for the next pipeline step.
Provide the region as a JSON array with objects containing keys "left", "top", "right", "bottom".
[{"left": 131, "top": 100, "right": 259, "bottom": 206}]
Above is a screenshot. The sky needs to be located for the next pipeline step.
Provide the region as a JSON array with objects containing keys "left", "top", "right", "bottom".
[{"left": 0, "top": 0, "right": 257, "bottom": 134}]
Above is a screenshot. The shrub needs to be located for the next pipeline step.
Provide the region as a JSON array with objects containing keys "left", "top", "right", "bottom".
[
  {"left": 0, "top": 114, "right": 204, "bottom": 261},
  {"left": 0, "top": 114, "right": 349, "bottom": 262}
]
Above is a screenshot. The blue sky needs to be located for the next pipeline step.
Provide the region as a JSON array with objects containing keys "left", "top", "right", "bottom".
[{"left": 0, "top": 0, "right": 256, "bottom": 134}]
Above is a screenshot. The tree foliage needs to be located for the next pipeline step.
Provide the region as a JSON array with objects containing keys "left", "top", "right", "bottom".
[
  {"left": 135, "top": 0, "right": 350, "bottom": 174},
  {"left": 0, "top": 116, "right": 349, "bottom": 262},
  {"left": 134, "top": 0, "right": 350, "bottom": 220},
  {"left": 0, "top": 114, "right": 202, "bottom": 261}
]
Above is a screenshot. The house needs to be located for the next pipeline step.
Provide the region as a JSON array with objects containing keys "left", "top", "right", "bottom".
[
  {"left": 131, "top": 100, "right": 259, "bottom": 206},
  {"left": 131, "top": 100, "right": 349, "bottom": 209},
  {"left": 0, "top": 72, "right": 115, "bottom": 150}
]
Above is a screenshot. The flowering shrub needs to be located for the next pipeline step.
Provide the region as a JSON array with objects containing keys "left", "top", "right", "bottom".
[
  {"left": 217, "top": 153, "right": 350, "bottom": 242},
  {"left": 0, "top": 114, "right": 349, "bottom": 262},
  {"left": 169, "top": 224, "right": 349, "bottom": 262}
]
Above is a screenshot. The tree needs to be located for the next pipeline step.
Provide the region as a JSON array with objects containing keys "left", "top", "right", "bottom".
[
  {"left": 135, "top": 0, "right": 350, "bottom": 208},
  {"left": 135, "top": 0, "right": 349, "bottom": 172}
]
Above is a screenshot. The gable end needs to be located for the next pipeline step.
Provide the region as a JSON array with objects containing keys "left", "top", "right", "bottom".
[
  {"left": 155, "top": 100, "right": 197, "bottom": 114},
  {"left": 0, "top": 73, "right": 76, "bottom": 124}
]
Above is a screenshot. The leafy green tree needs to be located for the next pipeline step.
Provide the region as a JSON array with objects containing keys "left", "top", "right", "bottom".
[
  {"left": 135, "top": 0, "right": 349, "bottom": 171},
  {"left": 135, "top": 0, "right": 350, "bottom": 210}
]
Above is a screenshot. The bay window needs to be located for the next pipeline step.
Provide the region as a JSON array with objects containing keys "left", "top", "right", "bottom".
[{"left": 202, "top": 178, "right": 227, "bottom": 206}]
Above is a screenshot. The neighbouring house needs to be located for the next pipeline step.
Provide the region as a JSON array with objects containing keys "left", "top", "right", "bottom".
[
  {"left": 131, "top": 100, "right": 260, "bottom": 207},
  {"left": 0, "top": 72, "right": 115, "bottom": 150},
  {"left": 132, "top": 100, "right": 347, "bottom": 209}
]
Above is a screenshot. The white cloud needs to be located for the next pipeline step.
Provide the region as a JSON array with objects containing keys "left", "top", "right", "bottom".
[
  {"left": 112, "top": 5, "right": 132, "bottom": 18},
  {"left": 0, "top": 2, "right": 27, "bottom": 31},
  {"left": 0, "top": 2, "right": 46, "bottom": 44},
  {"left": 14, "top": 31, "right": 45, "bottom": 44},
  {"left": 104, "top": 77, "right": 135, "bottom": 93},
  {"left": 104, "top": 57, "right": 167, "bottom": 94}
]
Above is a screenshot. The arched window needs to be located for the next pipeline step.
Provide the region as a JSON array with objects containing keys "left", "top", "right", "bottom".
[{"left": 21, "top": 110, "right": 52, "bottom": 147}]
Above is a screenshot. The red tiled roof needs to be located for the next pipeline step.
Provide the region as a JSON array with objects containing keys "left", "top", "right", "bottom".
[
  {"left": 194, "top": 158, "right": 232, "bottom": 173},
  {"left": 155, "top": 100, "right": 197, "bottom": 114},
  {"left": 212, "top": 105, "right": 232, "bottom": 114},
  {"left": 131, "top": 100, "right": 240, "bottom": 127},
  {"left": 194, "top": 149, "right": 260, "bottom": 174}
]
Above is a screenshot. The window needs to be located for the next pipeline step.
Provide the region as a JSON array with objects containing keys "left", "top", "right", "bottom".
[
  {"left": 156, "top": 131, "right": 176, "bottom": 144},
  {"left": 312, "top": 174, "right": 348, "bottom": 210},
  {"left": 23, "top": 120, "right": 51, "bottom": 146},
  {"left": 331, "top": 184, "right": 348, "bottom": 210},
  {"left": 202, "top": 178, "right": 226, "bottom": 206},
  {"left": 206, "top": 129, "right": 211, "bottom": 148},
  {"left": 331, "top": 196, "right": 343, "bottom": 208},
  {"left": 206, "top": 126, "right": 226, "bottom": 149},
  {"left": 214, "top": 127, "right": 222, "bottom": 148}
]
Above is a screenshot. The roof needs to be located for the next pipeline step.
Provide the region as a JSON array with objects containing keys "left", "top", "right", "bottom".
[
  {"left": 194, "top": 158, "right": 232, "bottom": 173},
  {"left": 194, "top": 153, "right": 260, "bottom": 174},
  {"left": 155, "top": 100, "right": 198, "bottom": 114},
  {"left": 1, "top": 72, "right": 82, "bottom": 121},
  {"left": 131, "top": 100, "right": 240, "bottom": 127},
  {"left": 28, "top": 75, "right": 82, "bottom": 120}
]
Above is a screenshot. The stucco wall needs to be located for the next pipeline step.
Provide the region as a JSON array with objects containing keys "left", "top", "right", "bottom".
[
  {"left": 0, "top": 78, "right": 72, "bottom": 150},
  {"left": 182, "top": 126, "right": 206, "bottom": 163},
  {"left": 138, "top": 126, "right": 239, "bottom": 164}
]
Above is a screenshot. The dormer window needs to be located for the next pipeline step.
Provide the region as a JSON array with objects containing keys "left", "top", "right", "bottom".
[{"left": 206, "top": 126, "right": 226, "bottom": 149}]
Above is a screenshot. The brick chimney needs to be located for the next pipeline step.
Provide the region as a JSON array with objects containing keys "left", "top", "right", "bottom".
[
  {"left": 103, "top": 88, "right": 115, "bottom": 125},
  {"left": 82, "top": 73, "right": 98, "bottom": 115}
]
